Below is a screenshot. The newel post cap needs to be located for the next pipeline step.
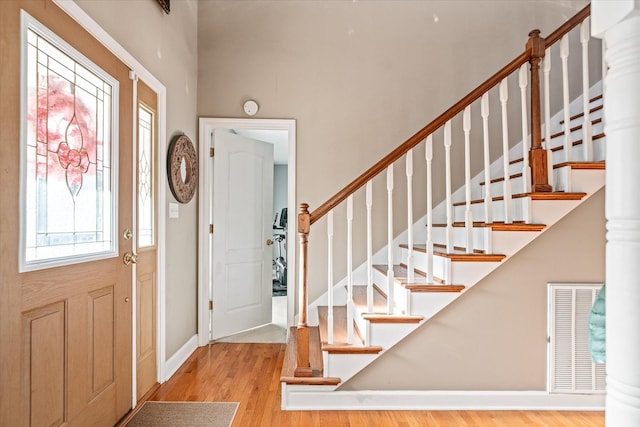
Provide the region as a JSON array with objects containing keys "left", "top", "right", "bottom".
[{"left": 527, "top": 29, "right": 546, "bottom": 58}]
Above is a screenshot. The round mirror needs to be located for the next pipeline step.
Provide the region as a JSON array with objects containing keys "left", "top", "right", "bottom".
[
  {"left": 180, "top": 157, "right": 187, "bottom": 182},
  {"left": 167, "top": 134, "right": 198, "bottom": 203}
]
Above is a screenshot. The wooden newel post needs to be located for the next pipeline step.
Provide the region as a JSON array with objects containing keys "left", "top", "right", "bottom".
[
  {"left": 527, "top": 29, "right": 552, "bottom": 193},
  {"left": 294, "top": 203, "right": 312, "bottom": 377}
]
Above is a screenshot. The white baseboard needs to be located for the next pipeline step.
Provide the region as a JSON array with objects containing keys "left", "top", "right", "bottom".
[
  {"left": 282, "top": 386, "right": 605, "bottom": 411},
  {"left": 163, "top": 334, "right": 198, "bottom": 381}
]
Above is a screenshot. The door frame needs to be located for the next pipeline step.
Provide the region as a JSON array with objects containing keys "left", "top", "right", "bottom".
[
  {"left": 198, "top": 118, "right": 296, "bottom": 346},
  {"left": 54, "top": 0, "right": 168, "bottom": 406}
]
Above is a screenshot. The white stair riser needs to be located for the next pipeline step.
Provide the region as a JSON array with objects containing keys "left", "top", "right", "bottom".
[
  {"left": 366, "top": 322, "right": 421, "bottom": 349},
  {"left": 407, "top": 292, "right": 460, "bottom": 317},
  {"left": 554, "top": 166, "right": 606, "bottom": 193},
  {"left": 453, "top": 197, "right": 530, "bottom": 224},
  {"left": 372, "top": 268, "right": 406, "bottom": 314},
  {"left": 324, "top": 352, "right": 378, "bottom": 380},
  {"left": 549, "top": 137, "right": 606, "bottom": 164}
]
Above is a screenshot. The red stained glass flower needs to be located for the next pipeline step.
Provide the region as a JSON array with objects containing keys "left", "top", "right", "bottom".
[
  {"left": 57, "top": 142, "right": 90, "bottom": 172},
  {"left": 56, "top": 116, "right": 91, "bottom": 200}
]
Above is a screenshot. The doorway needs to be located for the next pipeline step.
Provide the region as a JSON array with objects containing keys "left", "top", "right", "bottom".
[{"left": 198, "top": 118, "right": 296, "bottom": 345}]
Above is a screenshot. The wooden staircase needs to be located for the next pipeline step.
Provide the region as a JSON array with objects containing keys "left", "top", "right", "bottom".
[{"left": 281, "top": 5, "right": 605, "bottom": 409}]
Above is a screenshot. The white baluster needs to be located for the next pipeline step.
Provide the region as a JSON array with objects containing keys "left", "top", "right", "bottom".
[
  {"left": 463, "top": 107, "right": 473, "bottom": 254},
  {"left": 581, "top": 17, "right": 593, "bottom": 161},
  {"left": 386, "top": 166, "right": 395, "bottom": 314},
  {"left": 327, "top": 210, "right": 334, "bottom": 345},
  {"left": 500, "top": 79, "right": 513, "bottom": 224},
  {"left": 444, "top": 120, "right": 453, "bottom": 252},
  {"left": 543, "top": 48, "right": 554, "bottom": 188},
  {"left": 346, "top": 195, "right": 353, "bottom": 344},
  {"left": 425, "top": 135, "right": 434, "bottom": 284},
  {"left": 519, "top": 64, "right": 531, "bottom": 194},
  {"left": 561, "top": 34, "right": 572, "bottom": 162},
  {"left": 481, "top": 93, "right": 493, "bottom": 223},
  {"left": 366, "top": 181, "right": 373, "bottom": 313},
  {"left": 406, "top": 149, "right": 415, "bottom": 282}
]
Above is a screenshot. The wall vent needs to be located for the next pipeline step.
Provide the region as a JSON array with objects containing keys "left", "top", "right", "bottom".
[{"left": 548, "top": 283, "right": 606, "bottom": 394}]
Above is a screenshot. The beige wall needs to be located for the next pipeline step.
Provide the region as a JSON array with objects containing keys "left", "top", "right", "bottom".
[
  {"left": 71, "top": 0, "right": 596, "bottom": 368},
  {"left": 341, "top": 188, "right": 605, "bottom": 390},
  {"left": 75, "top": 0, "right": 199, "bottom": 357},
  {"left": 197, "top": 0, "right": 590, "bottom": 303}
]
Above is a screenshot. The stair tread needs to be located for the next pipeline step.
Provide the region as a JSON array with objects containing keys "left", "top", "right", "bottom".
[
  {"left": 430, "top": 221, "right": 546, "bottom": 232},
  {"left": 452, "top": 191, "right": 586, "bottom": 207},
  {"left": 352, "top": 284, "right": 387, "bottom": 313},
  {"left": 317, "top": 306, "right": 383, "bottom": 354},
  {"left": 480, "top": 172, "right": 523, "bottom": 186},
  {"left": 553, "top": 161, "right": 606, "bottom": 170},
  {"left": 397, "top": 245, "right": 506, "bottom": 262},
  {"left": 280, "top": 326, "right": 341, "bottom": 385},
  {"left": 373, "top": 264, "right": 466, "bottom": 291},
  {"left": 488, "top": 161, "right": 604, "bottom": 185},
  {"left": 351, "top": 286, "right": 424, "bottom": 321}
]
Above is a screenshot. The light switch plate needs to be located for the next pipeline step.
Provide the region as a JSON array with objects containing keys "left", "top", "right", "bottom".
[{"left": 169, "top": 202, "right": 179, "bottom": 218}]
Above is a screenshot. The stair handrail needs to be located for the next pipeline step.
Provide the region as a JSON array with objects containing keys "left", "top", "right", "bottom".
[
  {"left": 293, "top": 4, "right": 591, "bottom": 378},
  {"left": 309, "top": 4, "right": 590, "bottom": 226}
]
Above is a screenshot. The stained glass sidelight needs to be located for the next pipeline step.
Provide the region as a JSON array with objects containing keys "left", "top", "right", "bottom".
[
  {"left": 138, "top": 106, "right": 154, "bottom": 247},
  {"left": 22, "top": 25, "right": 117, "bottom": 269}
]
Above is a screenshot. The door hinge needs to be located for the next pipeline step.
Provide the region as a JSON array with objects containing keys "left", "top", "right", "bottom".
[
  {"left": 209, "top": 224, "right": 214, "bottom": 234},
  {"left": 209, "top": 300, "right": 213, "bottom": 311},
  {"left": 210, "top": 147, "right": 214, "bottom": 157}
]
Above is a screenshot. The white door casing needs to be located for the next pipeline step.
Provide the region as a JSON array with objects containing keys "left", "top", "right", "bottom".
[
  {"left": 211, "top": 130, "right": 274, "bottom": 339},
  {"left": 198, "top": 118, "right": 296, "bottom": 346}
]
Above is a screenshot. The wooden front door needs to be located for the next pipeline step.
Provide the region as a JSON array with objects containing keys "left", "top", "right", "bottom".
[
  {"left": 0, "top": 1, "right": 133, "bottom": 425},
  {"left": 135, "top": 80, "right": 158, "bottom": 401}
]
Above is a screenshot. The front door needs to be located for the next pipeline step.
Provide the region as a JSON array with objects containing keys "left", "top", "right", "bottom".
[
  {"left": 211, "top": 131, "right": 274, "bottom": 339},
  {"left": 135, "top": 80, "right": 158, "bottom": 401},
  {"left": 0, "top": 1, "right": 133, "bottom": 425}
]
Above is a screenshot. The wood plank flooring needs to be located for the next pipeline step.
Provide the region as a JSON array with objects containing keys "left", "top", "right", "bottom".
[{"left": 144, "top": 343, "right": 604, "bottom": 426}]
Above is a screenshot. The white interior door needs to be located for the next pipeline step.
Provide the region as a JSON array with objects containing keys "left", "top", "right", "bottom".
[{"left": 211, "top": 130, "right": 274, "bottom": 339}]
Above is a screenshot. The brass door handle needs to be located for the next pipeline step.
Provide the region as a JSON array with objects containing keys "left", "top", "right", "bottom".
[
  {"left": 123, "top": 252, "right": 138, "bottom": 265},
  {"left": 266, "top": 239, "right": 274, "bottom": 246}
]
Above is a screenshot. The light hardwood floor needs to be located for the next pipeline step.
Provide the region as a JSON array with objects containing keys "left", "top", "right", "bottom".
[{"left": 142, "top": 343, "right": 604, "bottom": 426}]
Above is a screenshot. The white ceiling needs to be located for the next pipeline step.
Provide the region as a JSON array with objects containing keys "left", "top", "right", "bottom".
[{"left": 231, "top": 129, "right": 289, "bottom": 165}]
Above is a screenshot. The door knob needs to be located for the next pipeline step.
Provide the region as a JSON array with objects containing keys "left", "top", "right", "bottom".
[
  {"left": 123, "top": 251, "right": 138, "bottom": 265},
  {"left": 266, "top": 239, "right": 274, "bottom": 246}
]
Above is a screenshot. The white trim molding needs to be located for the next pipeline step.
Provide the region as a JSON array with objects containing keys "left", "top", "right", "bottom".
[
  {"left": 281, "top": 386, "right": 605, "bottom": 411},
  {"left": 164, "top": 334, "right": 198, "bottom": 380}
]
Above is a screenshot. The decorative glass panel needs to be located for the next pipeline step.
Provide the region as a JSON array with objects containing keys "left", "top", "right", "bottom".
[
  {"left": 138, "top": 106, "right": 154, "bottom": 247},
  {"left": 22, "top": 19, "right": 118, "bottom": 270}
]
